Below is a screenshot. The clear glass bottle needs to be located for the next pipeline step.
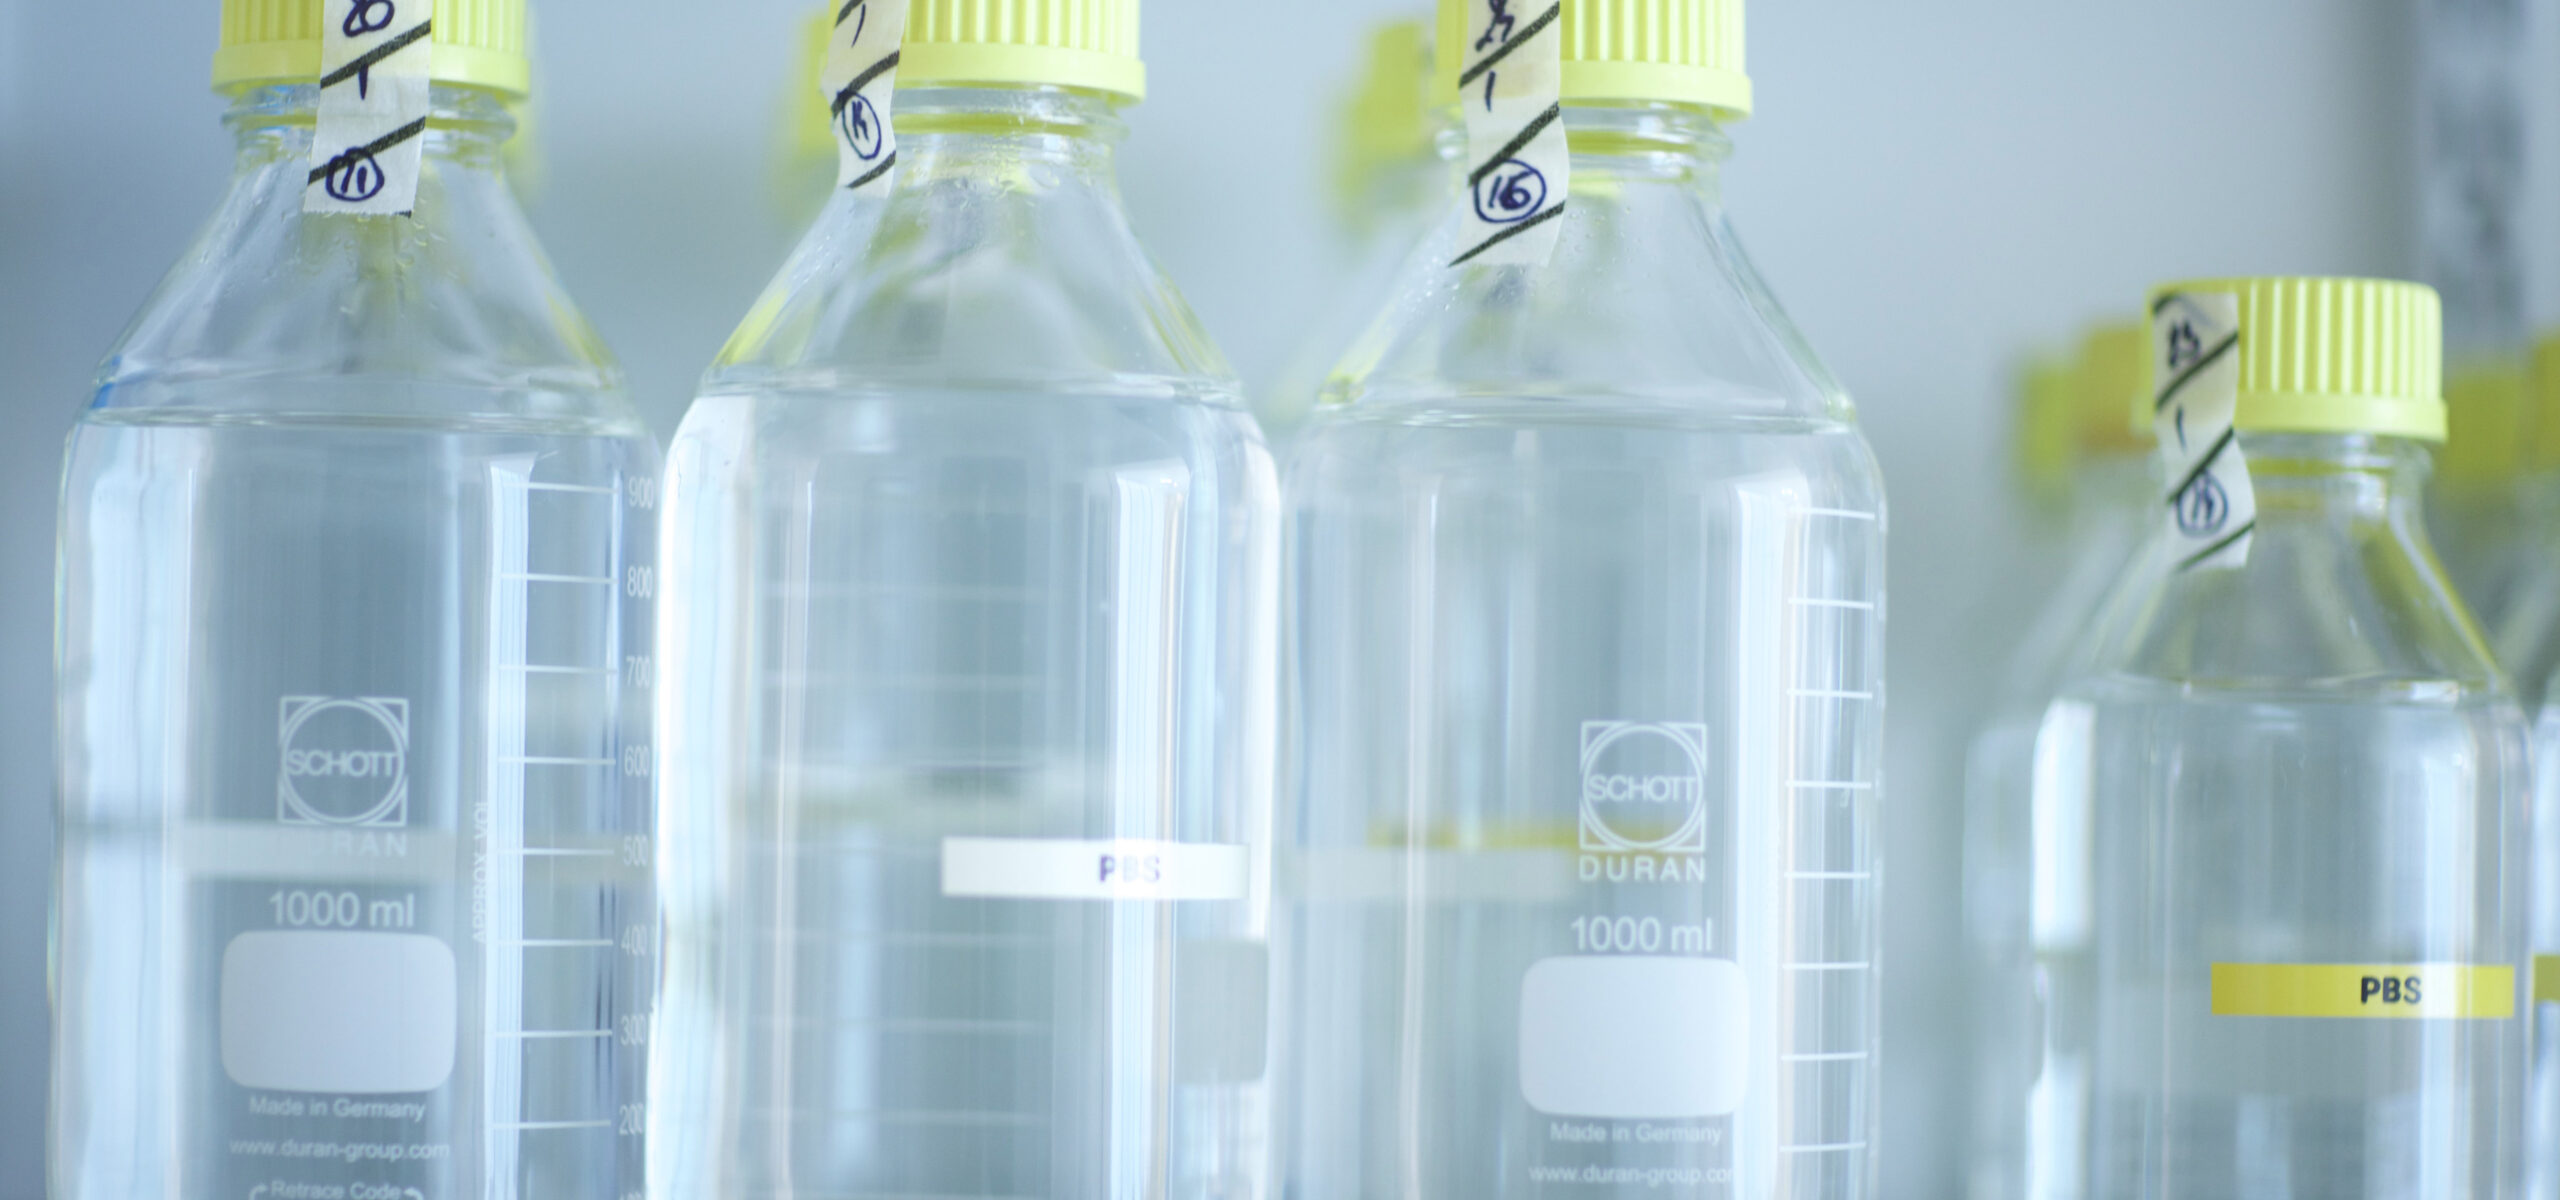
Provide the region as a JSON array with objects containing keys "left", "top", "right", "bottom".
[
  {"left": 53, "top": 6, "right": 657, "bottom": 1200},
  {"left": 2430, "top": 361, "right": 2533, "bottom": 681},
  {"left": 1260, "top": 18, "right": 1450, "bottom": 443},
  {"left": 1277, "top": 1, "right": 1886, "bottom": 1195},
  {"left": 2518, "top": 330, "right": 2560, "bottom": 1200},
  {"left": 2047, "top": 278, "right": 2525, "bottom": 1200},
  {"left": 1963, "top": 323, "right": 2153, "bottom": 1200},
  {"left": 2485, "top": 339, "right": 2560, "bottom": 705},
  {"left": 650, "top": 6, "right": 1280, "bottom": 1198}
]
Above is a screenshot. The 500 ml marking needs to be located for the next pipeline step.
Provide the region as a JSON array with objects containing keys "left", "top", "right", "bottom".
[
  {"left": 269, "top": 888, "right": 416, "bottom": 929},
  {"left": 1571, "top": 915, "right": 1708, "bottom": 955}
]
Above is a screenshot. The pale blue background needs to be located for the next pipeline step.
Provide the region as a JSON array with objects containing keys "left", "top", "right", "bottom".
[{"left": 3, "top": 2, "right": 2557, "bottom": 1196}]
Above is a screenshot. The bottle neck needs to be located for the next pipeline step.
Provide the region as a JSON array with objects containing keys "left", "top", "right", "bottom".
[
  {"left": 225, "top": 83, "right": 518, "bottom": 179},
  {"left": 1557, "top": 101, "right": 1732, "bottom": 203},
  {"left": 2239, "top": 432, "right": 2431, "bottom": 529},
  {"left": 887, "top": 86, "right": 1129, "bottom": 192}
]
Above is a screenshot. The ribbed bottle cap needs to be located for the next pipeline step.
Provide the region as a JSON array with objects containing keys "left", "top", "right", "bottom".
[
  {"left": 214, "top": 0, "right": 530, "bottom": 95},
  {"left": 2074, "top": 321, "right": 2152, "bottom": 454},
  {"left": 2145, "top": 277, "right": 2445, "bottom": 442},
  {"left": 902, "top": 0, "right": 1146, "bottom": 100},
  {"left": 1436, "top": 0, "right": 1749, "bottom": 117}
]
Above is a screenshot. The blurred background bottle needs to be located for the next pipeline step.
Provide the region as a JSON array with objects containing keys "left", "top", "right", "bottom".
[
  {"left": 1962, "top": 321, "right": 2151, "bottom": 1200},
  {"left": 1259, "top": 15, "right": 1448, "bottom": 444}
]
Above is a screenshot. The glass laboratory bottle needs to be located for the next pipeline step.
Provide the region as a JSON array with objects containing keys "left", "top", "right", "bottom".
[
  {"left": 2487, "top": 336, "right": 2560, "bottom": 705},
  {"left": 1962, "top": 322, "right": 2152, "bottom": 1200},
  {"left": 651, "top": 4, "right": 1280, "bottom": 1198},
  {"left": 53, "top": 4, "right": 658, "bottom": 1199},
  {"left": 2049, "top": 278, "right": 2525, "bottom": 1200},
  {"left": 1277, "top": 0, "right": 1887, "bottom": 1195},
  {"left": 2520, "top": 330, "right": 2560, "bottom": 1200},
  {"left": 1260, "top": 18, "right": 1450, "bottom": 443}
]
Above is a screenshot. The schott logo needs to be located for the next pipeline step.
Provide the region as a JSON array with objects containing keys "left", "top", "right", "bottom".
[
  {"left": 1579, "top": 721, "right": 1709, "bottom": 883},
  {"left": 278, "top": 696, "right": 410, "bottom": 828}
]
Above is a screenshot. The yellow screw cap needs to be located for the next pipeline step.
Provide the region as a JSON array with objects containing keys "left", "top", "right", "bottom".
[
  {"left": 2014, "top": 354, "right": 2076, "bottom": 500},
  {"left": 786, "top": 10, "right": 838, "bottom": 173},
  {"left": 902, "top": 0, "right": 1146, "bottom": 101},
  {"left": 2144, "top": 277, "right": 2445, "bottom": 442},
  {"left": 2537, "top": 332, "right": 2560, "bottom": 470},
  {"left": 2073, "top": 321, "right": 2152, "bottom": 456},
  {"left": 1332, "top": 20, "right": 1436, "bottom": 230},
  {"left": 214, "top": 0, "right": 530, "bottom": 95},
  {"left": 1436, "top": 0, "right": 1749, "bottom": 118},
  {"left": 2436, "top": 361, "right": 2528, "bottom": 488}
]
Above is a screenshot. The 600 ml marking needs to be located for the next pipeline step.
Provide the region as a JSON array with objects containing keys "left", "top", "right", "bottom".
[{"left": 1579, "top": 721, "right": 1709, "bottom": 883}]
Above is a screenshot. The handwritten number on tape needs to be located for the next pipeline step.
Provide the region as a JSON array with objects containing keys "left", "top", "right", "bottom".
[
  {"left": 2152, "top": 292, "right": 2255, "bottom": 571},
  {"left": 308, "top": 0, "right": 430, "bottom": 216},
  {"left": 822, "top": 0, "right": 910, "bottom": 192},
  {"left": 1452, "top": 0, "right": 1568, "bottom": 267}
]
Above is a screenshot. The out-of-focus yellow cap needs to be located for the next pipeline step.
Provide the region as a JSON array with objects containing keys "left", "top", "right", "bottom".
[
  {"left": 1332, "top": 20, "right": 1436, "bottom": 230},
  {"left": 2146, "top": 277, "right": 2445, "bottom": 442},
  {"left": 2015, "top": 355, "right": 2076, "bottom": 500},
  {"left": 214, "top": 0, "right": 531, "bottom": 95},
  {"left": 2436, "top": 361, "right": 2528, "bottom": 487},
  {"left": 786, "top": 11, "right": 837, "bottom": 174},
  {"left": 2074, "top": 321, "right": 2151, "bottom": 455},
  {"left": 903, "top": 0, "right": 1146, "bottom": 100},
  {"left": 1436, "top": 0, "right": 1749, "bottom": 117},
  {"left": 2535, "top": 332, "right": 2560, "bottom": 470}
]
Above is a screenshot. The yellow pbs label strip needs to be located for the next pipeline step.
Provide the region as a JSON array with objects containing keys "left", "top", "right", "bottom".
[
  {"left": 2210, "top": 963, "right": 2514, "bottom": 1020},
  {"left": 2535, "top": 955, "right": 2560, "bottom": 1006}
]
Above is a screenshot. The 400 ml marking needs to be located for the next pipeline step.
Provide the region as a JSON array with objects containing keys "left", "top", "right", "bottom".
[{"left": 1578, "top": 721, "right": 1709, "bottom": 884}]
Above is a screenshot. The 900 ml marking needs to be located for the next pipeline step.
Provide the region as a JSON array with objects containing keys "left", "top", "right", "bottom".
[{"left": 269, "top": 888, "right": 415, "bottom": 929}]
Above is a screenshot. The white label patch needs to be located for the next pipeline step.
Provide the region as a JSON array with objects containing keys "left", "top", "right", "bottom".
[
  {"left": 2152, "top": 292, "right": 2255, "bottom": 571},
  {"left": 820, "top": 0, "right": 909, "bottom": 193},
  {"left": 307, "top": 0, "right": 432, "bottom": 216},
  {"left": 1451, "top": 0, "right": 1568, "bottom": 267},
  {"left": 221, "top": 930, "right": 457, "bottom": 1094},
  {"left": 1518, "top": 955, "right": 1750, "bottom": 1118},
  {"left": 941, "top": 837, "right": 1249, "bottom": 901}
]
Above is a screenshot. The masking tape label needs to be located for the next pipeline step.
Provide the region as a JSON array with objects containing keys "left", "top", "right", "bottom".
[
  {"left": 821, "top": 0, "right": 909, "bottom": 193},
  {"left": 2535, "top": 954, "right": 2560, "bottom": 1005},
  {"left": 941, "top": 837, "right": 1249, "bottom": 901},
  {"left": 2152, "top": 292, "right": 2255, "bottom": 571},
  {"left": 1451, "top": 0, "right": 1568, "bottom": 267},
  {"left": 308, "top": 0, "right": 432, "bottom": 217},
  {"left": 2209, "top": 962, "right": 2515, "bottom": 1019}
]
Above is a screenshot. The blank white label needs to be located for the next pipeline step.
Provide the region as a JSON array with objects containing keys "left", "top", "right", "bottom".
[
  {"left": 941, "top": 837, "right": 1249, "bottom": 900},
  {"left": 221, "top": 930, "right": 457, "bottom": 1094},
  {"left": 1518, "top": 955, "right": 1749, "bottom": 1118}
]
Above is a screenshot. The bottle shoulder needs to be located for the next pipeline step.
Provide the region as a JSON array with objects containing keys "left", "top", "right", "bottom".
[
  {"left": 90, "top": 148, "right": 636, "bottom": 428},
  {"left": 704, "top": 165, "right": 1234, "bottom": 395},
  {"left": 1321, "top": 178, "right": 1853, "bottom": 426},
  {"left": 2073, "top": 517, "right": 2509, "bottom": 702}
]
